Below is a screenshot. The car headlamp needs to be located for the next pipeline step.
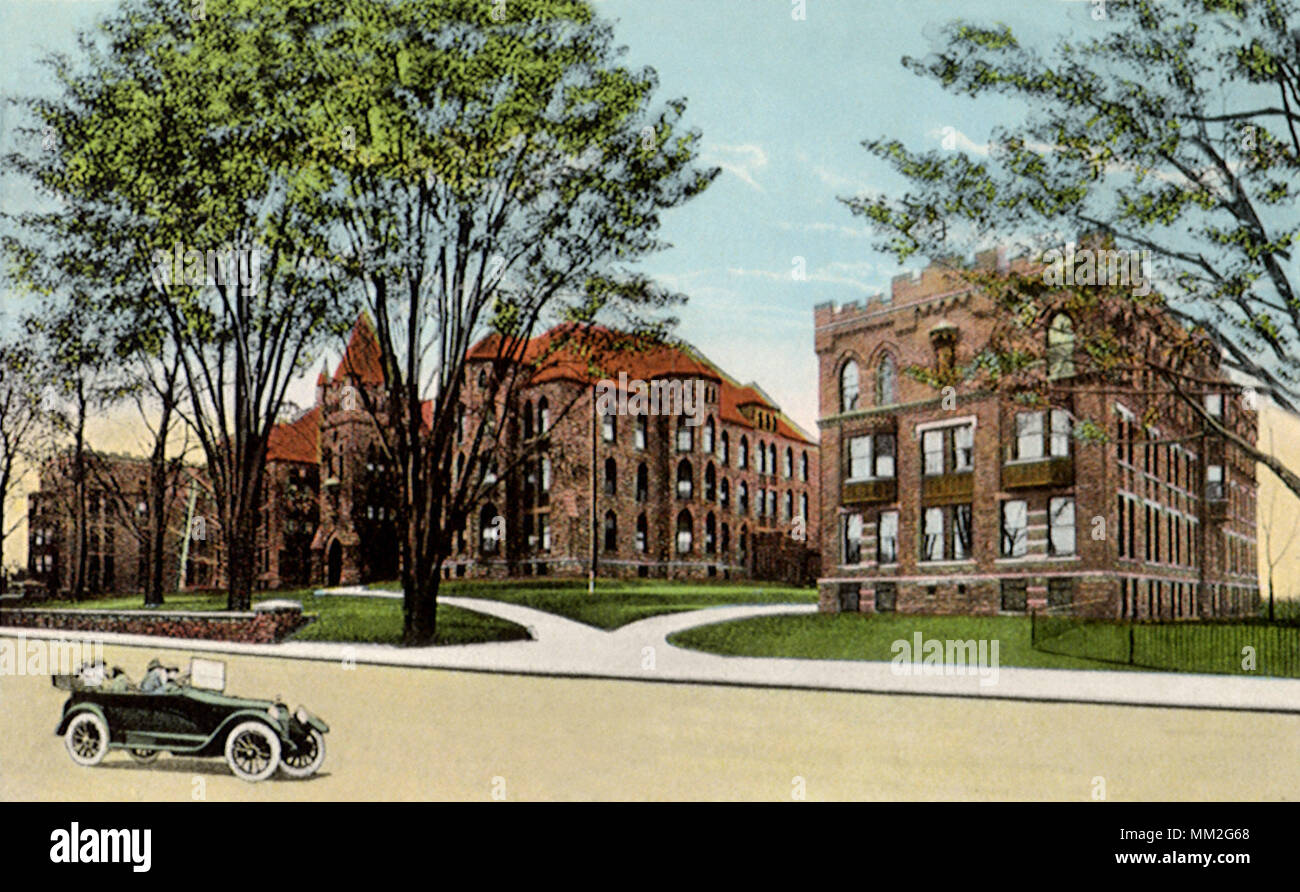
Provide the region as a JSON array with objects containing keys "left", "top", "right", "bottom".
[{"left": 295, "top": 707, "right": 309, "bottom": 724}]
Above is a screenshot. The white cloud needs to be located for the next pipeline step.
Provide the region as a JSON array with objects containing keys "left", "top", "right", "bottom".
[{"left": 701, "top": 143, "right": 769, "bottom": 191}]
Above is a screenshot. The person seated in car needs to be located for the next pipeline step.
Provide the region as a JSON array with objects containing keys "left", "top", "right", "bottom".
[{"left": 140, "top": 659, "right": 172, "bottom": 693}]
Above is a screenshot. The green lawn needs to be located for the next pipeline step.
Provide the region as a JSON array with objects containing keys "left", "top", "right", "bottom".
[
  {"left": 64, "top": 588, "right": 529, "bottom": 647},
  {"left": 414, "top": 578, "right": 818, "bottom": 630},
  {"left": 669, "top": 612, "right": 1300, "bottom": 677}
]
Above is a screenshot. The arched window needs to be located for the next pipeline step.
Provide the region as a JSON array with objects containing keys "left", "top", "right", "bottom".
[
  {"left": 538, "top": 397, "right": 550, "bottom": 433},
  {"left": 1047, "top": 314, "right": 1075, "bottom": 379},
  {"left": 523, "top": 401, "right": 534, "bottom": 439},
  {"left": 705, "top": 463, "right": 717, "bottom": 501},
  {"left": 739, "top": 436, "right": 749, "bottom": 469},
  {"left": 676, "top": 460, "right": 693, "bottom": 499},
  {"left": 604, "top": 458, "right": 617, "bottom": 496},
  {"left": 480, "top": 504, "right": 499, "bottom": 555},
  {"left": 840, "top": 360, "right": 860, "bottom": 412},
  {"left": 703, "top": 417, "right": 715, "bottom": 454},
  {"left": 784, "top": 490, "right": 794, "bottom": 522},
  {"left": 634, "top": 414, "right": 647, "bottom": 450},
  {"left": 875, "top": 353, "right": 898, "bottom": 406},
  {"left": 721, "top": 523, "right": 730, "bottom": 555},
  {"left": 720, "top": 430, "right": 730, "bottom": 464},
  {"left": 800, "top": 451, "right": 809, "bottom": 482},
  {"left": 784, "top": 447, "right": 793, "bottom": 478},
  {"left": 603, "top": 510, "right": 618, "bottom": 552},
  {"left": 739, "top": 525, "right": 749, "bottom": 565},
  {"left": 601, "top": 409, "right": 616, "bottom": 443},
  {"left": 720, "top": 477, "right": 730, "bottom": 509},
  {"left": 636, "top": 463, "right": 649, "bottom": 502},
  {"left": 757, "top": 440, "right": 766, "bottom": 474},
  {"left": 705, "top": 512, "right": 717, "bottom": 554},
  {"left": 677, "top": 420, "right": 693, "bottom": 452},
  {"left": 676, "top": 510, "right": 693, "bottom": 554},
  {"left": 769, "top": 443, "right": 777, "bottom": 475},
  {"left": 738, "top": 481, "right": 749, "bottom": 515},
  {"left": 800, "top": 492, "right": 809, "bottom": 521},
  {"left": 636, "top": 513, "right": 648, "bottom": 553}
]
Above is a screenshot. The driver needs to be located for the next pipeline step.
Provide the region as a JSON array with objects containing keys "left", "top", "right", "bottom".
[{"left": 140, "top": 659, "right": 173, "bottom": 693}]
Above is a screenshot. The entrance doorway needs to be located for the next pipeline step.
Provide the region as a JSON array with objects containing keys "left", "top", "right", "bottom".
[{"left": 327, "top": 540, "right": 342, "bottom": 586}]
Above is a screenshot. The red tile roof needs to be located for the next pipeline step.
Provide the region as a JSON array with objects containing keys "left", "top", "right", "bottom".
[
  {"left": 333, "top": 313, "right": 385, "bottom": 386},
  {"left": 266, "top": 405, "right": 321, "bottom": 464}
]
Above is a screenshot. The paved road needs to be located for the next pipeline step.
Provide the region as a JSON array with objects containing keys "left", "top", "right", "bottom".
[{"left": 3, "top": 640, "right": 1299, "bottom": 801}]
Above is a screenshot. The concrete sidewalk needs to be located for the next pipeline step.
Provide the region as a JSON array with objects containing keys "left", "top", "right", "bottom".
[{"left": 4, "top": 590, "right": 1299, "bottom": 713}]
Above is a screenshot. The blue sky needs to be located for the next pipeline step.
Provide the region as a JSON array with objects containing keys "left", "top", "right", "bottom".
[{"left": 0, "top": 0, "right": 1105, "bottom": 434}]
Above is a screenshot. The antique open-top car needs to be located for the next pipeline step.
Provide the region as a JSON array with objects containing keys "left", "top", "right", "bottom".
[{"left": 53, "top": 657, "right": 329, "bottom": 782}]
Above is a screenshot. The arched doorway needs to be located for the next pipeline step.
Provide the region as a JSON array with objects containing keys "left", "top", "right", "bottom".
[{"left": 327, "top": 540, "right": 342, "bottom": 587}]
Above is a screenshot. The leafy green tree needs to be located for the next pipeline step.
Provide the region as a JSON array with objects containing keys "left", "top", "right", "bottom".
[
  {"left": 847, "top": 0, "right": 1300, "bottom": 498},
  {"left": 292, "top": 0, "right": 716, "bottom": 644}
]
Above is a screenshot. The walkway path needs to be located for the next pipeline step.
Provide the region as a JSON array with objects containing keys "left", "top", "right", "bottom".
[{"left": 4, "top": 587, "right": 1297, "bottom": 713}]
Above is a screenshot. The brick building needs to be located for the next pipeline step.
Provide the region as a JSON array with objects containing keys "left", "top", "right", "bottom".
[
  {"left": 30, "top": 314, "right": 818, "bottom": 593},
  {"left": 814, "top": 250, "right": 1259, "bottom": 618},
  {"left": 27, "top": 452, "right": 219, "bottom": 596}
]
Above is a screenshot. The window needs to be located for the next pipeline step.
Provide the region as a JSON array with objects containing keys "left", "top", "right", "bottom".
[
  {"left": 676, "top": 460, "right": 693, "bottom": 499},
  {"left": 768, "top": 444, "right": 777, "bottom": 475},
  {"left": 739, "top": 436, "right": 749, "bottom": 469},
  {"left": 757, "top": 440, "right": 766, "bottom": 474},
  {"left": 877, "top": 510, "right": 899, "bottom": 564},
  {"left": 676, "top": 511, "right": 693, "bottom": 554},
  {"left": 1047, "top": 578, "right": 1073, "bottom": 608},
  {"left": 1049, "top": 497, "right": 1076, "bottom": 556},
  {"left": 540, "top": 456, "right": 552, "bottom": 492},
  {"left": 848, "top": 435, "right": 873, "bottom": 480},
  {"left": 538, "top": 398, "right": 549, "bottom": 433},
  {"left": 784, "top": 490, "right": 793, "bottom": 522},
  {"left": 720, "top": 431, "right": 730, "bottom": 464},
  {"left": 636, "top": 463, "right": 649, "bottom": 502},
  {"left": 1049, "top": 410, "right": 1071, "bottom": 457},
  {"left": 1205, "top": 393, "right": 1223, "bottom": 418},
  {"left": 705, "top": 463, "right": 717, "bottom": 501},
  {"left": 876, "top": 354, "right": 898, "bottom": 406},
  {"left": 604, "top": 458, "right": 617, "bottom": 496},
  {"left": 800, "top": 451, "right": 809, "bottom": 482},
  {"left": 1001, "top": 500, "right": 1028, "bottom": 557},
  {"left": 767, "top": 490, "right": 777, "bottom": 518},
  {"left": 784, "top": 447, "right": 794, "bottom": 478},
  {"left": 635, "top": 415, "right": 647, "bottom": 450},
  {"left": 840, "top": 361, "right": 860, "bottom": 412},
  {"left": 1000, "top": 579, "right": 1028, "bottom": 612},
  {"left": 480, "top": 505, "right": 500, "bottom": 555},
  {"left": 875, "top": 582, "right": 897, "bottom": 612},
  {"left": 677, "top": 422, "right": 693, "bottom": 452},
  {"left": 920, "top": 504, "right": 970, "bottom": 562},
  {"left": 1047, "top": 314, "right": 1075, "bottom": 379},
  {"left": 704, "top": 417, "right": 715, "bottom": 454},
  {"left": 1016, "top": 412, "right": 1044, "bottom": 460},
  {"left": 922, "top": 507, "right": 944, "bottom": 562},
  {"left": 721, "top": 523, "right": 730, "bottom": 555},
  {"left": 843, "top": 513, "right": 864, "bottom": 564},
  {"left": 800, "top": 492, "right": 808, "bottom": 523},
  {"left": 1206, "top": 464, "right": 1224, "bottom": 500},
  {"left": 923, "top": 424, "right": 972, "bottom": 475},
  {"left": 603, "top": 511, "right": 617, "bottom": 552},
  {"left": 601, "top": 411, "right": 615, "bottom": 443},
  {"left": 737, "top": 481, "right": 749, "bottom": 514},
  {"left": 705, "top": 513, "right": 717, "bottom": 554},
  {"left": 635, "top": 514, "right": 647, "bottom": 553},
  {"left": 720, "top": 478, "right": 730, "bottom": 509}
]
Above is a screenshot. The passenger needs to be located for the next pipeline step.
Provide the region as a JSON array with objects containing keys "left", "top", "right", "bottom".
[
  {"left": 140, "top": 659, "right": 170, "bottom": 693},
  {"left": 103, "top": 668, "right": 133, "bottom": 693}
]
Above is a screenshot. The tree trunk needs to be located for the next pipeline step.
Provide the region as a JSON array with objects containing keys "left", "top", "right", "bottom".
[
  {"left": 403, "top": 569, "right": 439, "bottom": 646},
  {"left": 143, "top": 400, "right": 172, "bottom": 607},
  {"left": 226, "top": 507, "right": 255, "bottom": 611}
]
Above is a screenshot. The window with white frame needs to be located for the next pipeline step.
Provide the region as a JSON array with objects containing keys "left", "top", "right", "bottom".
[
  {"left": 877, "top": 510, "right": 899, "bottom": 564},
  {"left": 843, "top": 512, "right": 864, "bottom": 564}
]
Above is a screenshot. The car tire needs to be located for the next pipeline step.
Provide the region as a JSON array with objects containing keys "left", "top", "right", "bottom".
[
  {"left": 128, "top": 749, "right": 159, "bottom": 764},
  {"left": 279, "top": 729, "right": 326, "bottom": 779},
  {"left": 64, "top": 712, "right": 109, "bottom": 767},
  {"left": 223, "top": 721, "right": 281, "bottom": 783}
]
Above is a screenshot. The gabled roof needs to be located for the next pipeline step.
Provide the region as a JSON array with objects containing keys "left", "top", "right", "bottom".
[{"left": 266, "top": 405, "right": 321, "bottom": 464}]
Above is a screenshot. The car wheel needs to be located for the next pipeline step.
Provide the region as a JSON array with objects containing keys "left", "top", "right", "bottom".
[
  {"left": 64, "top": 712, "right": 109, "bottom": 767},
  {"left": 223, "top": 721, "right": 281, "bottom": 783},
  {"left": 128, "top": 749, "right": 159, "bottom": 764},
  {"left": 279, "top": 729, "right": 326, "bottom": 779}
]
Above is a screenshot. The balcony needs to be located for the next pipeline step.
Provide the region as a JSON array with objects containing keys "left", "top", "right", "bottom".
[
  {"left": 1001, "top": 457, "right": 1073, "bottom": 489},
  {"left": 842, "top": 478, "right": 897, "bottom": 505},
  {"left": 921, "top": 471, "right": 974, "bottom": 505}
]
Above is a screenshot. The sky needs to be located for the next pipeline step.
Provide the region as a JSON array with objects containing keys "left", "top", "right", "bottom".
[{"left": 0, "top": 0, "right": 1104, "bottom": 437}]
